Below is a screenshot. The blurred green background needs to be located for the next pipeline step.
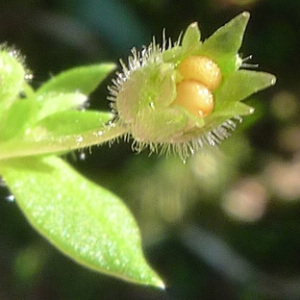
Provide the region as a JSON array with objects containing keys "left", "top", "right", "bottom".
[{"left": 1, "top": 0, "right": 300, "bottom": 299}]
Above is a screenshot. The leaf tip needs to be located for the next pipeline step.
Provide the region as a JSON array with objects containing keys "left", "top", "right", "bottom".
[
  {"left": 270, "top": 75, "right": 277, "bottom": 86},
  {"left": 136, "top": 266, "right": 166, "bottom": 289},
  {"left": 104, "top": 63, "right": 117, "bottom": 73},
  {"left": 190, "top": 22, "right": 199, "bottom": 29},
  {"left": 233, "top": 11, "right": 251, "bottom": 31},
  {"left": 157, "top": 280, "right": 166, "bottom": 290},
  {"left": 148, "top": 275, "right": 166, "bottom": 290},
  {"left": 241, "top": 11, "right": 250, "bottom": 20}
]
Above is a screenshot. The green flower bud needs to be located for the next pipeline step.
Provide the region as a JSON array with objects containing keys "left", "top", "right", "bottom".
[{"left": 108, "top": 12, "right": 276, "bottom": 159}]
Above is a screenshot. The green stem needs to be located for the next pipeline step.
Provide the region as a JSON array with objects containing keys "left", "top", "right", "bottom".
[{"left": 0, "top": 124, "right": 127, "bottom": 160}]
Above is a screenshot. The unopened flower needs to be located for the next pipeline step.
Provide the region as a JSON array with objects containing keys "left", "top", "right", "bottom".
[{"left": 108, "top": 12, "right": 276, "bottom": 159}]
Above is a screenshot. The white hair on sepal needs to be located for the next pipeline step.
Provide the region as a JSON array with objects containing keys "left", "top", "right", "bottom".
[{"left": 241, "top": 55, "right": 259, "bottom": 69}]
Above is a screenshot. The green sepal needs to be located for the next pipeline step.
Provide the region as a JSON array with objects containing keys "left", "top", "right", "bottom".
[
  {"left": 199, "top": 12, "right": 250, "bottom": 73},
  {"left": 117, "top": 61, "right": 176, "bottom": 123},
  {"left": 214, "top": 70, "right": 276, "bottom": 110},
  {"left": 162, "top": 22, "right": 201, "bottom": 63},
  {"left": 132, "top": 107, "right": 188, "bottom": 143},
  {"left": 181, "top": 22, "right": 201, "bottom": 54}
]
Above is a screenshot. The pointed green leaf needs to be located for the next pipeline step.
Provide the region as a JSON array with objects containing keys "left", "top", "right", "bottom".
[
  {"left": 199, "top": 12, "right": 250, "bottom": 73},
  {"left": 34, "top": 93, "right": 88, "bottom": 121},
  {"left": 0, "top": 120, "right": 127, "bottom": 160},
  {"left": 34, "top": 110, "right": 112, "bottom": 136},
  {"left": 0, "top": 99, "right": 34, "bottom": 141},
  {"left": 0, "top": 156, "right": 164, "bottom": 288},
  {"left": 36, "top": 63, "right": 116, "bottom": 96},
  {"left": 0, "top": 93, "right": 90, "bottom": 141}
]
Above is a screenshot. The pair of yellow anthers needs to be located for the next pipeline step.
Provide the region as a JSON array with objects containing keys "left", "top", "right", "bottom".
[{"left": 172, "top": 55, "right": 222, "bottom": 117}]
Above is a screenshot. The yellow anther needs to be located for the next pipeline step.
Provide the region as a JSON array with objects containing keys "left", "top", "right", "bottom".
[
  {"left": 173, "top": 80, "right": 214, "bottom": 117},
  {"left": 178, "top": 55, "right": 222, "bottom": 91}
]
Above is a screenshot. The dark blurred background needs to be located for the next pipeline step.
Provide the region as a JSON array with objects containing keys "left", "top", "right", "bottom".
[{"left": 1, "top": 0, "right": 300, "bottom": 299}]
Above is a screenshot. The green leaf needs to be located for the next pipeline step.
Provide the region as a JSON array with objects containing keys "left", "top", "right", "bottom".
[
  {"left": 0, "top": 99, "right": 34, "bottom": 141},
  {"left": 199, "top": 12, "right": 250, "bottom": 73},
  {"left": 0, "top": 92, "right": 89, "bottom": 141},
  {"left": 0, "top": 114, "right": 126, "bottom": 160},
  {"left": 36, "top": 63, "right": 116, "bottom": 96},
  {"left": 0, "top": 156, "right": 164, "bottom": 288},
  {"left": 34, "top": 110, "right": 112, "bottom": 136},
  {"left": 33, "top": 92, "right": 88, "bottom": 121}
]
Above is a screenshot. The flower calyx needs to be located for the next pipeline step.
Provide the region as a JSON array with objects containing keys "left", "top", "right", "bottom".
[{"left": 108, "top": 12, "right": 276, "bottom": 159}]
